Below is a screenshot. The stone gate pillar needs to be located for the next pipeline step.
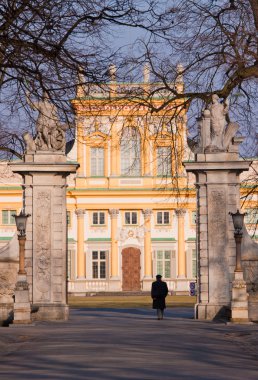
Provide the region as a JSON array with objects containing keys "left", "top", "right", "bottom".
[
  {"left": 11, "top": 151, "right": 78, "bottom": 320},
  {"left": 184, "top": 104, "right": 251, "bottom": 320},
  {"left": 10, "top": 152, "right": 78, "bottom": 321}
]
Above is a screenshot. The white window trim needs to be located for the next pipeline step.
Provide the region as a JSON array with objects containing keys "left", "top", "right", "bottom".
[
  {"left": 124, "top": 211, "right": 138, "bottom": 225},
  {"left": 2, "top": 210, "right": 16, "bottom": 225},
  {"left": 92, "top": 211, "right": 106, "bottom": 226},
  {"left": 156, "top": 211, "right": 170, "bottom": 225},
  {"left": 90, "top": 147, "right": 104, "bottom": 177},
  {"left": 92, "top": 250, "right": 107, "bottom": 279}
]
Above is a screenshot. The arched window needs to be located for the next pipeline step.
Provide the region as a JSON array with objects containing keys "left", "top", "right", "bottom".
[{"left": 120, "top": 127, "right": 141, "bottom": 176}]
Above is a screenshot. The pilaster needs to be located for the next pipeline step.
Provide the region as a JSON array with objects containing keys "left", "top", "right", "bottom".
[
  {"left": 175, "top": 209, "right": 186, "bottom": 278},
  {"left": 75, "top": 209, "right": 86, "bottom": 279},
  {"left": 142, "top": 209, "right": 152, "bottom": 278},
  {"left": 109, "top": 209, "right": 119, "bottom": 278}
]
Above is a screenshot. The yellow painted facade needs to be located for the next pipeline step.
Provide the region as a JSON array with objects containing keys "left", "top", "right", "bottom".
[{"left": 0, "top": 78, "right": 257, "bottom": 294}]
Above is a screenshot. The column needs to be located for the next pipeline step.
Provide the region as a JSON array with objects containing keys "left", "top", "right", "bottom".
[
  {"left": 175, "top": 209, "right": 186, "bottom": 278},
  {"left": 109, "top": 209, "right": 119, "bottom": 277},
  {"left": 142, "top": 209, "right": 153, "bottom": 278},
  {"left": 75, "top": 209, "right": 85, "bottom": 278}
]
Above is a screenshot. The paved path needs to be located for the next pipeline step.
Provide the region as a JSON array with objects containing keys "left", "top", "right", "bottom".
[{"left": 0, "top": 308, "right": 257, "bottom": 379}]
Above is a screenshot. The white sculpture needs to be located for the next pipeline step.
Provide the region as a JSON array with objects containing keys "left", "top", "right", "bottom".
[
  {"left": 26, "top": 91, "right": 67, "bottom": 152},
  {"left": 187, "top": 95, "right": 239, "bottom": 154},
  {"left": 209, "top": 94, "right": 229, "bottom": 150}
]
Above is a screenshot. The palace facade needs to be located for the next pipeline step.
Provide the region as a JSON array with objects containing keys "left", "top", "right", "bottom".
[{"left": 0, "top": 72, "right": 257, "bottom": 294}]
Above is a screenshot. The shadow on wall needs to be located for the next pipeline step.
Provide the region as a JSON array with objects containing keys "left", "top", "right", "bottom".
[{"left": 0, "top": 234, "right": 19, "bottom": 325}]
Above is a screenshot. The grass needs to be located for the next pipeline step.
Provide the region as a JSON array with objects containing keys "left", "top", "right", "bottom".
[{"left": 68, "top": 295, "right": 196, "bottom": 309}]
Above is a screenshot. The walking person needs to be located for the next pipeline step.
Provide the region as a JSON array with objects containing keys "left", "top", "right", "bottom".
[{"left": 151, "top": 274, "right": 169, "bottom": 320}]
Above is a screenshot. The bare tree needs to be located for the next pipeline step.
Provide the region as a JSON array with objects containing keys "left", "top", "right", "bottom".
[
  {"left": 0, "top": 0, "right": 166, "bottom": 158},
  {"left": 114, "top": 1, "right": 258, "bottom": 152}
]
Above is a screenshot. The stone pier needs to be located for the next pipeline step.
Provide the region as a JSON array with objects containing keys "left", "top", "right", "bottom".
[
  {"left": 184, "top": 99, "right": 252, "bottom": 320},
  {"left": 10, "top": 152, "right": 78, "bottom": 321}
]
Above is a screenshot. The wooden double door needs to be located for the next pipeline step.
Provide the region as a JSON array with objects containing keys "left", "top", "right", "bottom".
[{"left": 122, "top": 247, "right": 141, "bottom": 291}]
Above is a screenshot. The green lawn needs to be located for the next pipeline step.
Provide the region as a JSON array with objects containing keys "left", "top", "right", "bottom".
[{"left": 68, "top": 295, "right": 196, "bottom": 308}]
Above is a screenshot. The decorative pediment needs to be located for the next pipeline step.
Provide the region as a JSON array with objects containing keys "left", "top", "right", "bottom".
[
  {"left": 84, "top": 131, "right": 109, "bottom": 142},
  {"left": 150, "top": 131, "right": 174, "bottom": 143}
]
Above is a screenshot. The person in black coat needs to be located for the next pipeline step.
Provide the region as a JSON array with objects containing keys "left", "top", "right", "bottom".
[{"left": 151, "top": 274, "right": 169, "bottom": 320}]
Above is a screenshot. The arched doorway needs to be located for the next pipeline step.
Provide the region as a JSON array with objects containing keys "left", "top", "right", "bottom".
[{"left": 122, "top": 247, "right": 141, "bottom": 291}]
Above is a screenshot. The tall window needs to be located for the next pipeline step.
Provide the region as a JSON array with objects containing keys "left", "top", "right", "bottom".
[
  {"left": 157, "top": 211, "right": 170, "bottom": 225},
  {"left": 192, "top": 249, "right": 197, "bottom": 278},
  {"left": 157, "top": 146, "right": 172, "bottom": 176},
  {"left": 120, "top": 127, "right": 141, "bottom": 176},
  {"left": 2, "top": 210, "right": 16, "bottom": 225},
  {"left": 125, "top": 211, "right": 138, "bottom": 225},
  {"left": 156, "top": 250, "right": 172, "bottom": 278},
  {"left": 91, "top": 147, "right": 104, "bottom": 176},
  {"left": 92, "top": 212, "right": 105, "bottom": 225},
  {"left": 92, "top": 251, "right": 107, "bottom": 279}
]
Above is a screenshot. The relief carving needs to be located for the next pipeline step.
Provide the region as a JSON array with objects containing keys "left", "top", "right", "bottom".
[
  {"left": 0, "top": 270, "right": 16, "bottom": 297},
  {"left": 243, "top": 262, "right": 258, "bottom": 293},
  {"left": 118, "top": 227, "right": 145, "bottom": 243},
  {"left": 209, "top": 189, "right": 226, "bottom": 246},
  {"left": 34, "top": 190, "right": 51, "bottom": 301}
]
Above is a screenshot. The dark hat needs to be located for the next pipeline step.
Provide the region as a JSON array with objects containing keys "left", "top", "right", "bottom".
[{"left": 156, "top": 274, "right": 162, "bottom": 279}]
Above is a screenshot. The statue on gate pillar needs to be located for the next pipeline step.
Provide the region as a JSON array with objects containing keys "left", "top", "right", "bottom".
[
  {"left": 209, "top": 94, "right": 229, "bottom": 150},
  {"left": 187, "top": 95, "right": 239, "bottom": 154},
  {"left": 25, "top": 91, "right": 67, "bottom": 152}
]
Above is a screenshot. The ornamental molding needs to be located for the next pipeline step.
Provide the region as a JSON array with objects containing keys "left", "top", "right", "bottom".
[
  {"left": 109, "top": 209, "right": 119, "bottom": 218},
  {"left": 175, "top": 208, "right": 186, "bottom": 218},
  {"left": 232, "top": 280, "right": 247, "bottom": 289},
  {"left": 142, "top": 209, "right": 153, "bottom": 219},
  {"left": 118, "top": 227, "right": 145, "bottom": 242},
  {"left": 75, "top": 209, "right": 85, "bottom": 218}
]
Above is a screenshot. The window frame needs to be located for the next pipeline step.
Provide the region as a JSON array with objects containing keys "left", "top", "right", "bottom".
[
  {"left": 156, "top": 249, "right": 173, "bottom": 279},
  {"left": 156, "top": 146, "right": 172, "bottom": 177},
  {"left": 90, "top": 146, "right": 105, "bottom": 177},
  {"left": 192, "top": 249, "right": 197, "bottom": 278},
  {"left": 92, "top": 211, "right": 106, "bottom": 226},
  {"left": 2, "top": 209, "right": 17, "bottom": 225},
  {"left": 124, "top": 211, "right": 138, "bottom": 226},
  {"left": 156, "top": 211, "right": 171, "bottom": 226},
  {"left": 120, "top": 127, "right": 141, "bottom": 177},
  {"left": 91, "top": 250, "right": 107, "bottom": 279}
]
